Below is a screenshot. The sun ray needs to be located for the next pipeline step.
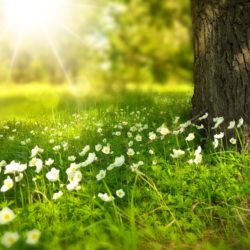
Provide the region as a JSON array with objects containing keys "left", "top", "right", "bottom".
[
  {"left": 0, "top": 0, "right": 104, "bottom": 83},
  {"left": 42, "top": 29, "right": 72, "bottom": 85},
  {"left": 7, "top": 27, "right": 23, "bottom": 81},
  {"left": 56, "top": 21, "right": 85, "bottom": 45}
]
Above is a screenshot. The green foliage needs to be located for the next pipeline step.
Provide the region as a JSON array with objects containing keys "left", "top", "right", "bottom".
[{"left": 108, "top": 0, "right": 192, "bottom": 84}]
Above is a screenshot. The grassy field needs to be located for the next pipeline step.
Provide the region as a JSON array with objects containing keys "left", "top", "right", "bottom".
[{"left": 0, "top": 84, "right": 250, "bottom": 250}]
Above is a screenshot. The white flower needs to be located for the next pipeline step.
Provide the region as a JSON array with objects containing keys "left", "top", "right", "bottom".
[
  {"left": 135, "top": 134, "right": 142, "bottom": 142},
  {"left": 1, "top": 176, "right": 14, "bottom": 192},
  {"left": 195, "top": 146, "right": 202, "bottom": 156},
  {"left": 4, "top": 161, "right": 27, "bottom": 174},
  {"left": 29, "top": 158, "right": 43, "bottom": 173},
  {"left": 66, "top": 182, "right": 78, "bottom": 191},
  {"left": 80, "top": 153, "right": 97, "bottom": 167},
  {"left": 107, "top": 155, "right": 125, "bottom": 171},
  {"left": 237, "top": 118, "right": 244, "bottom": 128},
  {"left": 130, "top": 163, "right": 139, "bottom": 172},
  {"left": 52, "top": 191, "right": 63, "bottom": 200},
  {"left": 114, "top": 131, "right": 121, "bottom": 136},
  {"left": 1, "top": 232, "right": 19, "bottom": 248},
  {"left": 53, "top": 145, "right": 61, "bottom": 151},
  {"left": 170, "top": 149, "right": 185, "bottom": 158},
  {"left": 68, "top": 156, "right": 76, "bottom": 162},
  {"left": 102, "top": 146, "right": 111, "bottom": 154},
  {"left": 159, "top": 126, "right": 170, "bottom": 136},
  {"left": 149, "top": 132, "right": 157, "bottom": 140},
  {"left": 46, "top": 168, "right": 60, "bottom": 182},
  {"left": 98, "top": 193, "right": 114, "bottom": 202},
  {"left": 18, "top": 163, "right": 27, "bottom": 172},
  {"left": 212, "top": 117, "right": 224, "bottom": 129},
  {"left": 15, "top": 173, "right": 23, "bottom": 183},
  {"left": 127, "top": 132, "right": 132, "bottom": 138},
  {"left": 97, "top": 128, "right": 103, "bottom": 133},
  {"left": 0, "top": 207, "right": 15, "bottom": 225},
  {"left": 61, "top": 141, "right": 68, "bottom": 151},
  {"left": 26, "top": 229, "right": 41, "bottom": 245},
  {"left": 95, "top": 144, "right": 102, "bottom": 151},
  {"left": 172, "top": 130, "right": 180, "bottom": 135},
  {"left": 214, "top": 132, "right": 224, "bottom": 139},
  {"left": 127, "top": 148, "right": 135, "bottom": 156},
  {"left": 195, "top": 124, "right": 204, "bottom": 130},
  {"left": 66, "top": 163, "right": 80, "bottom": 178},
  {"left": 49, "top": 139, "right": 55, "bottom": 144},
  {"left": 185, "top": 133, "right": 195, "bottom": 141},
  {"left": 116, "top": 189, "right": 125, "bottom": 198},
  {"left": 198, "top": 112, "right": 208, "bottom": 121},
  {"left": 130, "top": 126, "right": 137, "bottom": 132},
  {"left": 194, "top": 153, "right": 202, "bottom": 165},
  {"left": 149, "top": 149, "right": 154, "bottom": 155},
  {"left": 96, "top": 170, "right": 106, "bottom": 181},
  {"left": 31, "top": 146, "right": 44, "bottom": 158},
  {"left": 114, "top": 155, "right": 125, "bottom": 167},
  {"left": 0, "top": 160, "right": 7, "bottom": 168},
  {"left": 227, "top": 120, "right": 236, "bottom": 129},
  {"left": 213, "top": 139, "right": 219, "bottom": 148},
  {"left": 72, "top": 170, "right": 82, "bottom": 183},
  {"left": 79, "top": 145, "right": 90, "bottom": 156},
  {"left": 130, "top": 161, "right": 143, "bottom": 172},
  {"left": 180, "top": 121, "right": 191, "bottom": 130},
  {"left": 45, "top": 158, "right": 54, "bottom": 166},
  {"left": 230, "top": 138, "right": 237, "bottom": 145},
  {"left": 152, "top": 159, "right": 157, "bottom": 165}
]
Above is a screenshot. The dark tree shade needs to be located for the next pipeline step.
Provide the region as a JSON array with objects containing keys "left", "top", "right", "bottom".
[{"left": 191, "top": 0, "right": 250, "bottom": 132}]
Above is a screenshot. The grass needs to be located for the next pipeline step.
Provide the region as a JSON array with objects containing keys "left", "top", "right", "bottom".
[{"left": 0, "top": 83, "right": 250, "bottom": 250}]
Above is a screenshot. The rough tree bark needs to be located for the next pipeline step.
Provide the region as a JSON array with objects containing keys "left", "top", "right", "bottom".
[{"left": 191, "top": 0, "right": 250, "bottom": 136}]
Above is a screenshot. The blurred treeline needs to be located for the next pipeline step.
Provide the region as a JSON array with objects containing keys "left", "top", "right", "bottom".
[{"left": 0, "top": 0, "right": 192, "bottom": 86}]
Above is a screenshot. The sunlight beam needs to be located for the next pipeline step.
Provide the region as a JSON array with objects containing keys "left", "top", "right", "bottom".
[
  {"left": 56, "top": 21, "right": 85, "bottom": 45},
  {"left": 43, "top": 29, "right": 72, "bottom": 85},
  {"left": 7, "top": 28, "right": 23, "bottom": 81}
]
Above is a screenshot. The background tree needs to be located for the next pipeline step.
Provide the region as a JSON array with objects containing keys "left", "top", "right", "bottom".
[{"left": 191, "top": 0, "right": 250, "bottom": 135}]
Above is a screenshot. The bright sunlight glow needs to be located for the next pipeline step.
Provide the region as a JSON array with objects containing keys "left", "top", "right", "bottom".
[
  {"left": 0, "top": 0, "right": 93, "bottom": 85},
  {"left": 3, "top": 0, "right": 65, "bottom": 33}
]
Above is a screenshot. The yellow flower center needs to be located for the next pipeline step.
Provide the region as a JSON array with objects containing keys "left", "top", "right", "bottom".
[{"left": 4, "top": 213, "right": 10, "bottom": 220}]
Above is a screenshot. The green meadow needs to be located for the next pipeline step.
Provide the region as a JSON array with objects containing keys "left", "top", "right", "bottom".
[{"left": 0, "top": 84, "right": 249, "bottom": 250}]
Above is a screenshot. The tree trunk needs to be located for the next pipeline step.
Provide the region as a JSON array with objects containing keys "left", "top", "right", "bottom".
[{"left": 191, "top": 0, "right": 250, "bottom": 135}]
